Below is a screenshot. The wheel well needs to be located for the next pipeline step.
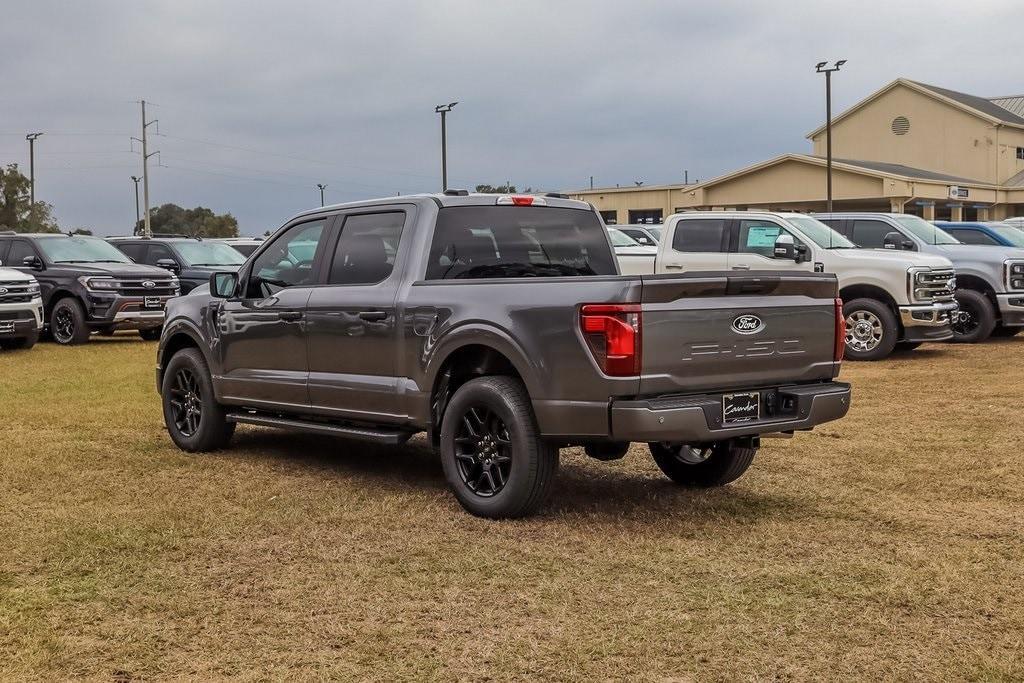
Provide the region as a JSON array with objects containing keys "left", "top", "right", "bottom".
[
  {"left": 428, "top": 344, "right": 522, "bottom": 445},
  {"left": 839, "top": 284, "right": 899, "bottom": 318},
  {"left": 45, "top": 290, "right": 82, "bottom": 316},
  {"left": 159, "top": 332, "right": 201, "bottom": 385},
  {"left": 956, "top": 274, "right": 998, "bottom": 308}
]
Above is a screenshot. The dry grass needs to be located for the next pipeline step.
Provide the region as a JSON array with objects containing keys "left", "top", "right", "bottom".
[{"left": 1, "top": 335, "right": 1023, "bottom": 681}]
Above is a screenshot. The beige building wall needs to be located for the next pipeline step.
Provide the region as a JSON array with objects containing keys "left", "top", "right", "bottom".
[
  {"left": 810, "top": 83, "right": 1000, "bottom": 183},
  {"left": 995, "top": 126, "right": 1024, "bottom": 184}
]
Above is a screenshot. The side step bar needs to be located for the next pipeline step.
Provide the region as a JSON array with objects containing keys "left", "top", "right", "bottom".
[{"left": 226, "top": 411, "right": 414, "bottom": 446}]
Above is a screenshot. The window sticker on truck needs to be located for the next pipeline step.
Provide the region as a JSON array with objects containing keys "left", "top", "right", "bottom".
[{"left": 746, "top": 226, "right": 781, "bottom": 248}]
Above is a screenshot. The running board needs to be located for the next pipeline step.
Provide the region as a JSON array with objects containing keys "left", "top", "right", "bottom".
[{"left": 226, "top": 412, "right": 414, "bottom": 446}]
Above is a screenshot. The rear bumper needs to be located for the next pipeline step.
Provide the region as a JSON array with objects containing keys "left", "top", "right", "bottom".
[
  {"left": 996, "top": 294, "right": 1024, "bottom": 327},
  {"left": 609, "top": 381, "right": 851, "bottom": 443}
]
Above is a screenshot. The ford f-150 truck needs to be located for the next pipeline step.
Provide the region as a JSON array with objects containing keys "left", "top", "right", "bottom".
[
  {"left": 651, "top": 212, "right": 957, "bottom": 361},
  {"left": 0, "top": 262, "right": 43, "bottom": 350},
  {"left": 815, "top": 213, "right": 1024, "bottom": 342},
  {"left": 157, "top": 192, "right": 851, "bottom": 518}
]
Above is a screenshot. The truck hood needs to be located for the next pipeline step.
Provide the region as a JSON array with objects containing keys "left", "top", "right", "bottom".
[
  {"left": 931, "top": 243, "right": 1024, "bottom": 263},
  {"left": 0, "top": 267, "right": 35, "bottom": 282},
  {"left": 61, "top": 262, "right": 176, "bottom": 278},
  {"left": 829, "top": 248, "right": 952, "bottom": 269}
]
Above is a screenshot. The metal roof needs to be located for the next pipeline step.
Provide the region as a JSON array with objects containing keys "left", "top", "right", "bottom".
[
  {"left": 819, "top": 157, "right": 984, "bottom": 184},
  {"left": 909, "top": 81, "right": 1024, "bottom": 126},
  {"left": 989, "top": 96, "right": 1024, "bottom": 118}
]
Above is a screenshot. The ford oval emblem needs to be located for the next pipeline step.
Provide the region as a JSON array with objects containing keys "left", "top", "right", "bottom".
[
  {"left": 142, "top": 280, "right": 156, "bottom": 289},
  {"left": 0, "top": 287, "right": 7, "bottom": 295},
  {"left": 732, "top": 314, "right": 764, "bottom": 335}
]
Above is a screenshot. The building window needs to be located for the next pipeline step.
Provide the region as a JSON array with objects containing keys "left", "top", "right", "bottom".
[
  {"left": 1017, "top": 147, "right": 1024, "bottom": 160},
  {"left": 891, "top": 116, "right": 910, "bottom": 135},
  {"left": 599, "top": 210, "right": 617, "bottom": 225},
  {"left": 628, "top": 209, "right": 663, "bottom": 225}
]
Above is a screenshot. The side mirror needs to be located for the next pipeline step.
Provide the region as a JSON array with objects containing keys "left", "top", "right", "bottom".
[
  {"left": 22, "top": 255, "right": 43, "bottom": 270},
  {"left": 773, "top": 233, "right": 796, "bottom": 260},
  {"left": 795, "top": 243, "right": 809, "bottom": 263},
  {"left": 156, "top": 258, "right": 181, "bottom": 274},
  {"left": 883, "top": 231, "right": 914, "bottom": 250},
  {"left": 210, "top": 271, "right": 238, "bottom": 298}
]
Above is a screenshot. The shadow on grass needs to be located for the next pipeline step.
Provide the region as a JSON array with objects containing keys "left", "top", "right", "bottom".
[{"left": 225, "top": 428, "right": 807, "bottom": 526}]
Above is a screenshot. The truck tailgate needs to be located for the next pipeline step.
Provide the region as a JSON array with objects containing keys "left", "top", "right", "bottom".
[{"left": 639, "top": 272, "right": 839, "bottom": 395}]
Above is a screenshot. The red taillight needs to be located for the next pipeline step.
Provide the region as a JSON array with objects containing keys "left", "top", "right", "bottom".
[
  {"left": 580, "top": 304, "right": 642, "bottom": 376},
  {"left": 511, "top": 196, "right": 534, "bottom": 206},
  {"left": 834, "top": 297, "right": 845, "bottom": 363}
]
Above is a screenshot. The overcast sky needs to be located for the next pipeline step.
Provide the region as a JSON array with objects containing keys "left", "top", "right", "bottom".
[{"left": 2, "top": 0, "right": 1021, "bottom": 235}]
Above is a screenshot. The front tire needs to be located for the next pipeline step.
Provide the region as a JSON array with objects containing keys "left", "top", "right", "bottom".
[
  {"left": 440, "top": 376, "right": 558, "bottom": 519},
  {"left": 951, "top": 289, "right": 996, "bottom": 343},
  {"left": 843, "top": 298, "right": 898, "bottom": 361},
  {"left": 49, "top": 298, "right": 91, "bottom": 345},
  {"left": 649, "top": 440, "right": 757, "bottom": 487},
  {"left": 161, "top": 348, "right": 235, "bottom": 452}
]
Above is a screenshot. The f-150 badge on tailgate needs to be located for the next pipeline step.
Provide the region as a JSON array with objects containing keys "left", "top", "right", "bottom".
[{"left": 732, "top": 314, "right": 764, "bottom": 334}]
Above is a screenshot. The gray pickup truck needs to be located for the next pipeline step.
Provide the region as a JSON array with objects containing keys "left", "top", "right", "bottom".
[
  {"left": 816, "top": 213, "right": 1024, "bottom": 342},
  {"left": 157, "top": 192, "right": 851, "bottom": 518}
]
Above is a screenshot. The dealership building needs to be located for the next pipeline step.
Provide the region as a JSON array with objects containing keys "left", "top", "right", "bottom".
[{"left": 570, "top": 78, "right": 1024, "bottom": 223}]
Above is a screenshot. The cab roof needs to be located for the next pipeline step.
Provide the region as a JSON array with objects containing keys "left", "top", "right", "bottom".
[{"left": 292, "top": 191, "right": 592, "bottom": 221}]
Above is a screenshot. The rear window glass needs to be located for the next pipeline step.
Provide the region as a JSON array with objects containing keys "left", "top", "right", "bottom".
[
  {"left": 671, "top": 219, "right": 727, "bottom": 253},
  {"left": 426, "top": 206, "right": 617, "bottom": 279}
]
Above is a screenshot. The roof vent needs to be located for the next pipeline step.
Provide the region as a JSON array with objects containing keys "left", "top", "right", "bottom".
[{"left": 891, "top": 116, "right": 910, "bottom": 135}]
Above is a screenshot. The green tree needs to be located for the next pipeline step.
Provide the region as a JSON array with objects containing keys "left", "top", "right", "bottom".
[
  {"left": 136, "top": 203, "right": 239, "bottom": 238},
  {"left": 0, "top": 163, "right": 60, "bottom": 233}
]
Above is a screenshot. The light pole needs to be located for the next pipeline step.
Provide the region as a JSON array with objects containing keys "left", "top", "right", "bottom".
[
  {"left": 434, "top": 102, "right": 457, "bottom": 191},
  {"left": 815, "top": 60, "right": 846, "bottom": 213},
  {"left": 25, "top": 132, "right": 43, "bottom": 208},
  {"left": 131, "top": 176, "right": 141, "bottom": 234},
  {"left": 317, "top": 183, "right": 327, "bottom": 207}
]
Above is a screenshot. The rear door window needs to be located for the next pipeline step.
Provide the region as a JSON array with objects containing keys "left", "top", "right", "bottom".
[
  {"left": 426, "top": 206, "right": 616, "bottom": 279},
  {"left": 670, "top": 219, "right": 728, "bottom": 253},
  {"left": 851, "top": 220, "right": 896, "bottom": 248},
  {"left": 328, "top": 212, "right": 406, "bottom": 285}
]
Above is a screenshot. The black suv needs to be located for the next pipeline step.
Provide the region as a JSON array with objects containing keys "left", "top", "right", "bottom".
[
  {"left": 0, "top": 233, "right": 179, "bottom": 344},
  {"left": 107, "top": 236, "right": 245, "bottom": 293}
]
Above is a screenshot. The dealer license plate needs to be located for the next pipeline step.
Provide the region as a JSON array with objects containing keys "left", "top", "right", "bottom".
[
  {"left": 722, "top": 392, "right": 760, "bottom": 424},
  {"left": 144, "top": 297, "right": 163, "bottom": 309}
]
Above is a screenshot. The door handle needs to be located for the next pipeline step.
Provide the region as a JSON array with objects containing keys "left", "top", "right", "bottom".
[
  {"left": 278, "top": 310, "right": 303, "bottom": 321},
  {"left": 664, "top": 264, "right": 683, "bottom": 270},
  {"left": 358, "top": 310, "right": 388, "bottom": 322},
  {"left": 731, "top": 265, "right": 751, "bottom": 270}
]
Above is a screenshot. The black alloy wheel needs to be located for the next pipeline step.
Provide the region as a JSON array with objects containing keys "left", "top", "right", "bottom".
[
  {"left": 452, "top": 405, "right": 513, "bottom": 497},
  {"left": 169, "top": 367, "right": 203, "bottom": 437},
  {"left": 53, "top": 307, "right": 75, "bottom": 343}
]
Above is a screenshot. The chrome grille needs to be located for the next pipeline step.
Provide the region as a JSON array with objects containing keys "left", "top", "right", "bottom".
[
  {"left": 117, "top": 277, "right": 178, "bottom": 297},
  {"left": 0, "top": 280, "right": 35, "bottom": 304},
  {"left": 915, "top": 269, "right": 956, "bottom": 302}
]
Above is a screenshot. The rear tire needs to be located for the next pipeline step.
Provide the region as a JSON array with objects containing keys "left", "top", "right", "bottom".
[
  {"left": 648, "top": 440, "right": 757, "bottom": 487},
  {"left": 0, "top": 328, "right": 38, "bottom": 350},
  {"left": 843, "top": 298, "right": 898, "bottom": 361},
  {"left": 49, "top": 298, "right": 91, "bottom": 345},
  {"left": 161, "top": 348, "right": 235, "bottom": 452},
  {"left": 440, "top": 376, "right": 558, "bottom": 519},
  {"left": 951, "top": 289, "right": 996, "bottom": 343}
]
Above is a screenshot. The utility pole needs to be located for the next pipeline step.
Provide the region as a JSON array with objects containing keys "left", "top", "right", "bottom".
[
  {"left": 815, "top": 60, "right": 846, "bottom": 213},
  {"left": 25, "top": 132, "right": 43, "bottom": 207},
  {"left": 132, "top": 100, "right": 159, "bottom": 237},
  {"left": 590, "top": 175, "right": 594, "bottom": 190},
  {"left": 130, "top": 176, "right": 141, "bottom": 234},
  {"left": 434, "top": 102, "right": 457, "bottom": 191},
  {"left": 317, "top": 183, "right": 327, "bottom": 207}
]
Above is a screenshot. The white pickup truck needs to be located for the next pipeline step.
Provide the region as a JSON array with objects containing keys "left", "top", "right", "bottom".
[{"left": 647, "top": 212, "right": 957, "bottom": 360}]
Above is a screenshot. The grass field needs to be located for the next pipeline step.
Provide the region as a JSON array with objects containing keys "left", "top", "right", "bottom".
[{"left": 1, "top": 335, "right": 1023, "bottom": 681}]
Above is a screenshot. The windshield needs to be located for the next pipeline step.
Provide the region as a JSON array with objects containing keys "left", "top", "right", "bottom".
[
  {"left": 36, "top": 236, "right": 132, "bottom": 263},
  {"left": 786, "top": 216, "right": 857, "bottom": 249},
  {"left": 894, "top": 215, "right": 960, "bottom": 245},
  {"left": 608, "top": 229, "right": 641, "bottom": 247},
  {"left": 987, "top": 223, "right": 1024, "bottom": 248},
  {"left": 172, "top": 241, "right": 246, "bottom": 266}
]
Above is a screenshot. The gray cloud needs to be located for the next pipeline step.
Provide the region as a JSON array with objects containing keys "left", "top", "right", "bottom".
[{"left": 1, "top": 0, "right": 1020, "bottom": 234}]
